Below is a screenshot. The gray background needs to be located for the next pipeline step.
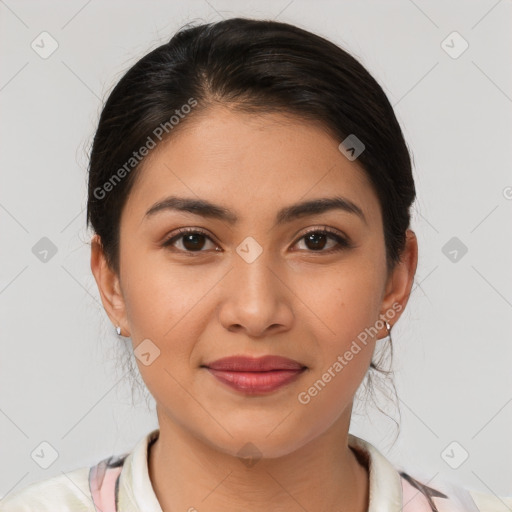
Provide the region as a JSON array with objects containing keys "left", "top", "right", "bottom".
[{"left": 1, "top": 0, "right": 511, "bottom": 501}]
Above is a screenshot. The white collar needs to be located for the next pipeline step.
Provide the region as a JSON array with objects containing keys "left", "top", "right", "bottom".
[{"left": 117, "top": 429, "right": 403, "bottom": 512}]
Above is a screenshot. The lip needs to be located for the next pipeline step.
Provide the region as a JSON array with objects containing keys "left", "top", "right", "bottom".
[
  {"left": 205, "top": 355, "right": 305, "bottom": 371},
  {"left": 202, "top": 355, "right": 307, "bottom": 395}
]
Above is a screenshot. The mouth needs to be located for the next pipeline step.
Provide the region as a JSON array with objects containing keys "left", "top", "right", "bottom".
[{"left": 201, "top": 355, "right": 307, "bottom": 395}]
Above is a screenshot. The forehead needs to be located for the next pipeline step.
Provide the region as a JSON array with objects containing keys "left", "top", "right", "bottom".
[{"left": 124, "top": 107, "right": 381, "bottom": 227}]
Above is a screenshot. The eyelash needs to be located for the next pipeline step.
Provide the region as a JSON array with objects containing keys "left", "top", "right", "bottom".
[{"left": 161, "top": 226, "right": 352, "bottom": 255}]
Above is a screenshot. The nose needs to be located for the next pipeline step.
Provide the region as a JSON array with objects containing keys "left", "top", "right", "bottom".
[{"left": 217, "top": 251, "right": 294, "bottom": 338}]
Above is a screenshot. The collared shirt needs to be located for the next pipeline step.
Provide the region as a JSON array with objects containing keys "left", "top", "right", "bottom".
[{"left": 1, "top": 428, "right": 510, "bottom": 511}]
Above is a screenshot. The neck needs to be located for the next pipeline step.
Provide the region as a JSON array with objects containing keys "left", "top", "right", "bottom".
[{"left": 148, "top": 411, "right": 369, "bottom": 512}]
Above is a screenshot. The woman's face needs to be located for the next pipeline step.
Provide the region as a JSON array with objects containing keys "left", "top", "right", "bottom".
[{"left": 92, "top": 106, "right": 417, "bottom": 458}]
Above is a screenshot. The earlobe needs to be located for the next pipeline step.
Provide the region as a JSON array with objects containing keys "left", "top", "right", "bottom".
[
  {"left": 90, "top": 234, "right": 130, "bottom": 336},
  {"left": 380, "top": 229, "right": 418, "bottom": 327}
]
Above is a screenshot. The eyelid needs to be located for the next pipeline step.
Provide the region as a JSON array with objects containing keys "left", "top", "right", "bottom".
[{"left": 294, "top": 225, "right": 348, "bottom": 242}]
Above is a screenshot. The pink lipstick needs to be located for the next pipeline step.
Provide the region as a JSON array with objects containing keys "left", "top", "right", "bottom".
[{"left": 203, "top": 355, "right": 306, "bottom": 395}]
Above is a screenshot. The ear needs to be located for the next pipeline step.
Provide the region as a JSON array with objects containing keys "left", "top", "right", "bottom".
[
  {"left": 378, "top": 229, "right": 418, "bottom": 333},
  {"left": 90, "top": 234, "right": 130, "bottom": 337}
]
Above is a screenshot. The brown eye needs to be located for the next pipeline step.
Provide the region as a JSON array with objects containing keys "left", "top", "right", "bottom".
[
  {"left": 180, "top": 232, "right": 207, "bottom": 251},
  {"left": 294, "top": 228, "right": 351, "bottom": 253},
  {"left": 304, "top": 232, "right": 329, "bottom": 251},
  {"left": 162, "top": 228, "right": 218, "bottom": 253},
  {"left": 162, "top": 226, "right": 352, "bottom": 255}
]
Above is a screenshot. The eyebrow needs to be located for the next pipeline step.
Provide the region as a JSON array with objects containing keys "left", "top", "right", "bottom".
[{"left": 144, "top": 195, "right": 367, "bottom": 226}]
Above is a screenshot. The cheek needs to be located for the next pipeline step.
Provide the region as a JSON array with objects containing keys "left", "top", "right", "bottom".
[
  {"left": 121, "top": 246, "right": 209, "bottom": 338},
  {"left": 291, "top": 262, "right": 382, "bottom": 429},
  {"left": 120, "top": 259, "right": 204, "bottom": 411},
  {"left": 296, "top": 254, "right": 385, "bottom": 349},
  {"left": 120, "top": 249, "right": 217, "bottom": 384}
]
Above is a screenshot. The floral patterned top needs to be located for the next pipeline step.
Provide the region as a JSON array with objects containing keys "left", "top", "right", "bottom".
[{"left": 1, "top": 429, "right": 510, "bottom": 511}]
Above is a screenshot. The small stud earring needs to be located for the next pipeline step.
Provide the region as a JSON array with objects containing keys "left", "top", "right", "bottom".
[
  {"left": 116, "top": 325, "right": 122, "bottom": 336},
  {"left": 377, "top": 319, "right": 392, "bottom": 341}
]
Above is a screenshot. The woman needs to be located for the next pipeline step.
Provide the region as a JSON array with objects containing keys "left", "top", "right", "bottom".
[{"left": 2, "top": 17, "right": 510, "bottom": 512}]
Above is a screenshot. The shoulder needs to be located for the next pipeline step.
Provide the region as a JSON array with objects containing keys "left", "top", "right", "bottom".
[
  {"left": 0, "top": 432, "right": 151, "bottom": 512},
  {"left": 398, "top": 467, "right": 512, "bottom": 512},
  {"left": 0, "top": 466, "right": 93, "bottom": 512},
  {"left": 469, "top": 488, "right": 512, "bottom": 512}
]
